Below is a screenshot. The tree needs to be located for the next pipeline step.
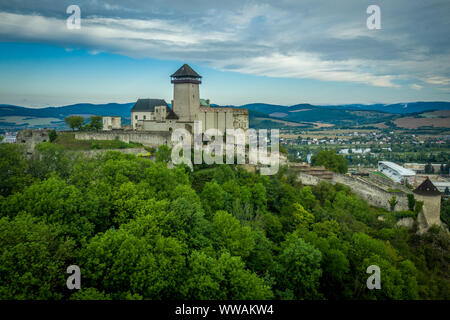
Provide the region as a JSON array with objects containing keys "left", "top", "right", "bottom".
[
  {"left": 79, "top": 215, "right": 186, "bottom": 299},
  {"left": 1, "top": 176, "right": 110, "bottom": 241},
  {"left": 48, "top": 129, "right": 57, "bottom": 142},
  {"left": 298, "top": 186, "right": 317, "bottom": 211},
  {"left": 65, "top": 116, "right": 85, "bottom": 131},
  {"left": 155, "top": 145, "right": 171, "bottom": 163},
  {"left": 89, "top": 116, "right": 103, "bottom": 131},
  {"left": 251, "top": 182, "right": 267, "bottom": 213},
  {"left": 441, "top": 198, "right": 450, "bottom": 226},
  {"left": 424, "top": 163, "right": 434, "bottom": 174},
  {"left": 414, "top": 200, "right": 424, "bottom": 215},
  {"left": 271, "top": 233, "right": 322, "bottom": 299},
  {"left": 407, "top": 194, "right": 416, "bottom": 211},
  {"left": 200, "top": 181, "right": 225, "bottom": 218},
  {"left": 311, "top": 150, "right": 348, "bottom": 174},
  {"left": 389, "top": 196, "right": 398, "bottom": 212},
  {"left": 292, "top": 203, "right": 315, "bottom": 231},
  {"left": 31, "top": 142, "right": 72, "bottom": 179},
  {"left": 0, "top": 214, "right": 74, "bottom": 299},
  {"left": 211, "top": 210, "right": 255, "bottom": 258},
  {"left": 0, "top": 143, "right": 33, "bottom": 196},
  {"left": 183, "top": 251, "right": 273, "bottom": 299}
]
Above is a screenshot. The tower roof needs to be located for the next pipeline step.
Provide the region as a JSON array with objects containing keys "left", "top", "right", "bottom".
[
  {"left": 170, "top": 64, "right": 201, "bottom": 78},
  {"left": 413, "top": 177, "right": 441, "bottom": 196}
]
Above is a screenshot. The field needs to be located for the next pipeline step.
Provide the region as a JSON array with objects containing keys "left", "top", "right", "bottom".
[
  {"left": 0, "top": 116, "right": 63, "bottom": 127},
  {"left": 421, "top": 110, "right": 450, "bottom": 118},
  {"left": 253, "top": 117, "right": 309, "bottom": 127},
  {"left": 394, "top": 116, "right": 450, "bottom": 129}
]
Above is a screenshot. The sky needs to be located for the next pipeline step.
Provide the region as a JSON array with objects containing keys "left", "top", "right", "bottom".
[{"left": 0, "top": 0, "right": 449, "bottom": 108}]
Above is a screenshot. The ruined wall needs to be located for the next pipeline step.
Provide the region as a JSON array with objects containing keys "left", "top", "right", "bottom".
[
  {"left": 16, "top": 129, "right": 51, "bottom": 155},
  {"left": 75, "top": 131, "right": 171, "bottom": 148},
  {"left": 297, "top": 172, "right": 409, "bottom": 212}
]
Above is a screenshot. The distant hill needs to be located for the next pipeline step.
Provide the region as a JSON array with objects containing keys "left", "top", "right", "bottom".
[
  {"left": 319, "top": 102, "right": 450, "bottom": 114},
  {"left": 1, "top": 101, "right": 449, "bottom": 131},
  {"left": 231, "top": 101, "right": 450, "bottom": 115},
  {"left": 0, "top": 103, "right": 134, "bottom": 119}
]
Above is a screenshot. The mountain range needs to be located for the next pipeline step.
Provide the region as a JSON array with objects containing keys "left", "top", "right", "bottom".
[{"left": 1, "top": 101, "right": 449, "bottom": 131}]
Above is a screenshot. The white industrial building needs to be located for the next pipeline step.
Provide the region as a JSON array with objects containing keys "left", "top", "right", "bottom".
[
  {"left": 378, "top": 161, "right": 416, "bottom": 184},
  {"left": 0, "top": 132, "right": 16, "bottom": 143}
]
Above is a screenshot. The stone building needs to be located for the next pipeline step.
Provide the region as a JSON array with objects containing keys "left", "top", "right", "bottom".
[
  {"left": 102, "top": 116, "right": 121, "bottom": 130},
  {"left": 132, "top": 64, "right": 248, "bottom": 134},
  {"left": 131, "top": 99, "right": 170, "bottom": 130},
  {"left": 414, "top": 177, "right": 442, "bottom": 233},
  {"left": 75, "top": 64, "right": 249, "bottom": 148}
]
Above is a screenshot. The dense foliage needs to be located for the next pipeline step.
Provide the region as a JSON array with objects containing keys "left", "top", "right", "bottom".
[
  {"left": 64, "top": 116, "right": 85, "bottom": 131},
  {"left": 311, "top": 150, "right": 348, "bottom": 174},
  {"left": 0, "top": 143, "right": 448, "bottom": 300}
]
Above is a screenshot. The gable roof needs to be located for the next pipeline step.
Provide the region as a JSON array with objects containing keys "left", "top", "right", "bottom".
[
  {"left": 413, "top": 177, "right": 441, "bottom": 196},
  {"left": 131, "top": 99, "right": 168, "bottom": 112},
  {"left": 170, "top": 64, "right": 201, "bottom": 78}
]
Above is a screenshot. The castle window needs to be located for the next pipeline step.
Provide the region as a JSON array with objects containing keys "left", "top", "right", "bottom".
[
  {"left": 135, "top": 115, "right": 138, "bottom": 120},
  {"left": 144, "top": 115, "right": 146, "bottom": 120}
]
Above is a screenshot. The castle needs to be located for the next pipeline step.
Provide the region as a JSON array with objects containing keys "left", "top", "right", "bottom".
[{"left": 130, "top": 64, "right": 248, "bottom": 134}]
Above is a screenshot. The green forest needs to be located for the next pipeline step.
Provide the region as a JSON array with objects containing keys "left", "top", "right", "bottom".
[{"left": 0, "top": 142, "right": 448, "bottom": 300}]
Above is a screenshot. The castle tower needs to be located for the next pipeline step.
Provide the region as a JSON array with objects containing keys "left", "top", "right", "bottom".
[
  {"left": 413, "top": 177, "right": 442, "bottom": 233},
  {"left": 171, "top": 64, "right": 202, "bottom": 122}
]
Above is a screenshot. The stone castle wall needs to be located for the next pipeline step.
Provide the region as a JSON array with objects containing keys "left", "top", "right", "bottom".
[
  {"left": 415, "top": 193, "right": 442, "bottom": 229},
  {"left": 297, "top": 172, "right": 409, "bottom": 212},
  {"left": 75, "top": 131, "right": 171, "bottom": 148}
]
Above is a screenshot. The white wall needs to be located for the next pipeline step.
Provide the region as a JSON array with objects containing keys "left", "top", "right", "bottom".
[{"left": 132, "top": 112, "right": 154, "bottom": 130}]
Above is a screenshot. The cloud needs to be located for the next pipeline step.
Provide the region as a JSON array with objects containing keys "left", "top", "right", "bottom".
[
  {"left": 424, "top": 76, "right": 450, "bottom": 86},
  {"left": 0, "top": 0, "right": 449, "bottom": 90},
  {"left": 410, "top": 84, "right": 423, "bottom": 90},
  {"left": 215, "top": 52, "right": 399, "bottom": 87}
]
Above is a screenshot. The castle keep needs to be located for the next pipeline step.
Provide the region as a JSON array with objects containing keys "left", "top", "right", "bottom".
[{"left": 131, "top": 64, "right": 248, "bottom": 134}]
